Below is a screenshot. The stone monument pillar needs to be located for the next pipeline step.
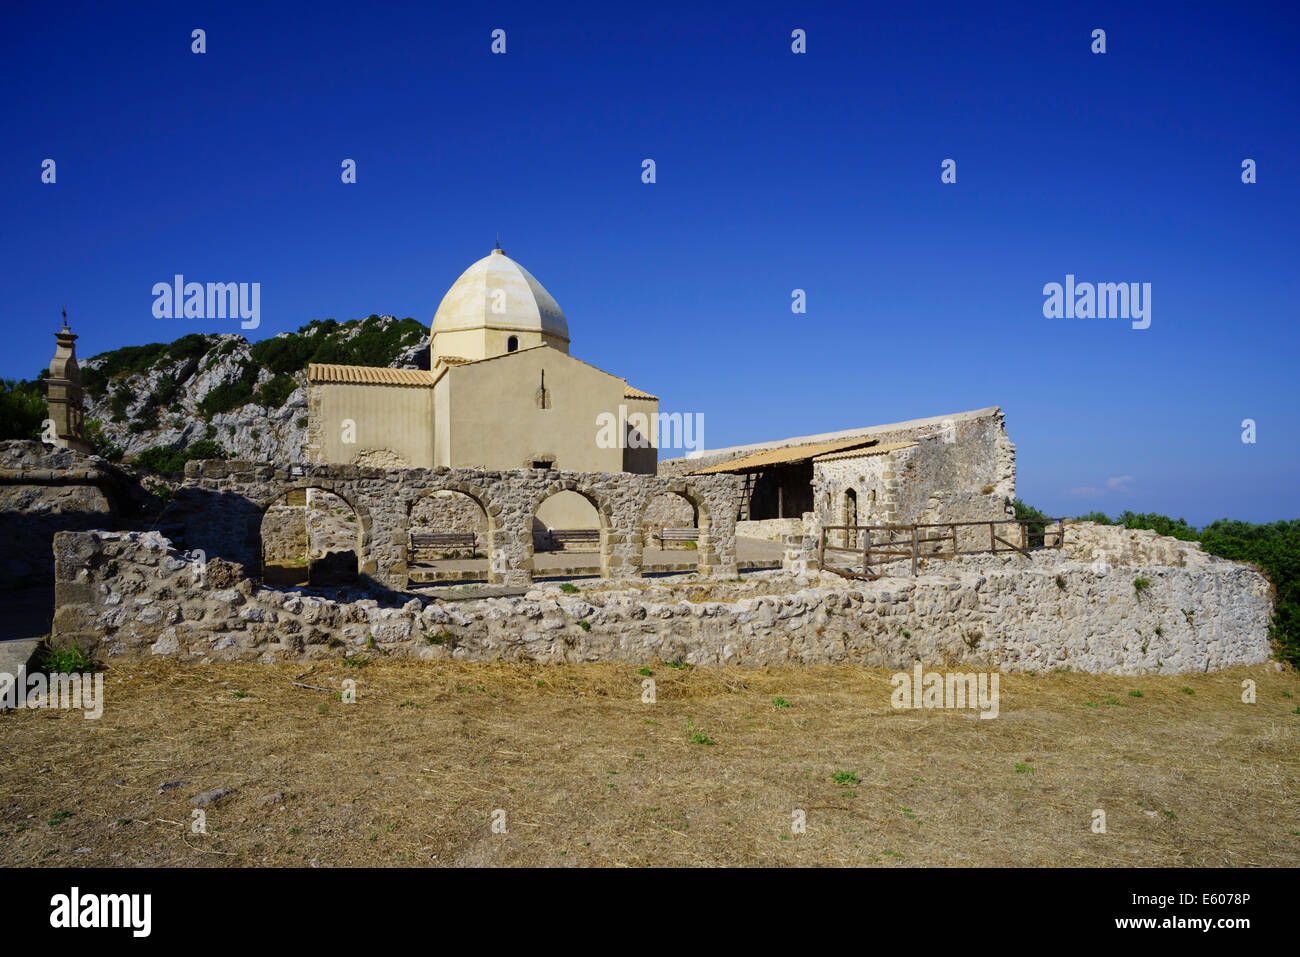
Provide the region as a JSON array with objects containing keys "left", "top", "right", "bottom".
[{"left": 45, "top": 309, "right": 90, "bottom": 453}]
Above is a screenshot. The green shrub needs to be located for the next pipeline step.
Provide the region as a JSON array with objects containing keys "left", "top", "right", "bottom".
[
  {"left": 81, "top": 365, "right": 107, "bottom": 398},
  {"left": 257, "top": 372, "right": 298, "bottom": 408},
  {"left": 150, "top": 375, "right": 181, "bottom": 408},
  {"left": 83, "top": 418, "right": 123, "bottom": 461},
  {"left": 184, "top": 439, "right": 228, "bottom": 461},
  {"left": 95, "top": 342, "right": 168, "bottom": 380},
  {"left": 198, "top": 361, "right": 259, "bottom": 419},
  {"left": 109, "top": 385, "right": 133, "bottom": 419},
  {"left": 0, "top": 378, "right": 46, "bottom": 440},
  {"left": 39, "top": 645, "right": 99, "bottom": 672},
  {"left": 250, "top": 335, "right": 315, "bottom": 376},
  {"left": 134, "top": 439, "right": 228, "bottom": 474},
  {"left": 134, "top": 445, "right": 188, "bottom": 473},
  {"left": 127, "top": 409, "right": 158, "bottom": 434},
  {"left": 166, "top": 333, "right": 211, "bottom": 364}
]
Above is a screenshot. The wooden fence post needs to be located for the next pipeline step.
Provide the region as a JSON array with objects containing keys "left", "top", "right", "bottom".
[{"left": 910, "top": 525, "right": 919, "bottom": 576}]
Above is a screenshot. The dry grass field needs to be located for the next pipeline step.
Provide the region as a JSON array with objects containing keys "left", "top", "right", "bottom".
[{"left": 1, "top": 658, "right": 1297, "bottom": 867}]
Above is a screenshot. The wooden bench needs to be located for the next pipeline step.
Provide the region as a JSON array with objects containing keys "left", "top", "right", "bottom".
[
  {"left": 548, "top": 528, "right": 601, "bottom": 549},
  {"left": 659, "top": 527, "right": 699, "bottom": 544},
  {"left": 409, "top": 531, "right": 477, "bottom": 559}
]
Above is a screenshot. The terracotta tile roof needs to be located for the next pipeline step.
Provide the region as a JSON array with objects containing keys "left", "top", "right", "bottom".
[
  {"left": 307, "top": 363, "right": 435, "bottom": 386},
  {"left": 813, "top": 441, "right": 918, "bottom": 462},
  {"left": 689, "top": 438, "right": 877, "bottom": 474},
  {"left": 623, "top": 384, "right": 657, "bottom": 400}
]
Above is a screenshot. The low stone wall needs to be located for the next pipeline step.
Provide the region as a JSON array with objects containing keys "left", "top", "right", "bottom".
[
  {"left": 736, "top": 518, "right": 803, "bottom": 542},
  {"left": 51, "top": 526, "right": 1274, "bottom": 675},
  {"left": 1061, "top": 522, "right": 1212, "bottom": 568}
]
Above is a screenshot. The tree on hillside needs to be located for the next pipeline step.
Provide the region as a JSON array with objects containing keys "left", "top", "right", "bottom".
[{"left": 0, "top": 378, "right": 45, "bottom": 440}]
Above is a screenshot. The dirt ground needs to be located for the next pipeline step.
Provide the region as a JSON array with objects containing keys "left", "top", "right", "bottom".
[{"left": 1, "top": 658, "right": 1297, "bottom": 867}]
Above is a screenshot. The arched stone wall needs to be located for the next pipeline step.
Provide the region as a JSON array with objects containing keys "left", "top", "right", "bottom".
[
  {"left": 633, "top": 484, "right": 716, "bottom": 575},
  {"left": 163, "top": 461, "right": 742, "bottom": 590}
]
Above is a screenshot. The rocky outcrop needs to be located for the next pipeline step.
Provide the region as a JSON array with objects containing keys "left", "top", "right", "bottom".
[{"left": 79, "top": 317, "right": 427, "bottom": 463}]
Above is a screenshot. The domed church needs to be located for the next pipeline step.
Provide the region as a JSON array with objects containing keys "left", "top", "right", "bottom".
[{"left": 304, "top": 245, "right": 660, "bottom": 480}]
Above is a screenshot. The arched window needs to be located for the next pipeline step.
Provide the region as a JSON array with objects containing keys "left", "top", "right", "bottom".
[{"left": 507, "top": 336, "right": 519, "bottom": 352}]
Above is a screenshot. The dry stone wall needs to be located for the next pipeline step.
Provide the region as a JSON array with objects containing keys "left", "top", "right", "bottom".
[
  {"left": 261, "top": 506, "right": 307, "bottom": 561},
  {"left": 410, "top": 491, "right": 489, "bottom": 538},
  {"left": 735, "top": 518, "right": 803, "bottom": 542},
  {"left": 0, "top": 441, "right": 130, "bottom": 587},
  {"left": 50, "top": 526, "right": 1274, "bottom": 675}
]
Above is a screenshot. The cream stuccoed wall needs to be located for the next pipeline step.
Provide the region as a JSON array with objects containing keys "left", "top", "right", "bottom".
[
  {"left": 433, "top": 375, "right": 450, "bottom": 467},
  {"left": 438, "top": 347, "right": 625, "bottom": 529},
  {"left": 536, "top": 489, "right": 601, "bottom": 530},
  {"left": 315, "top": 382, "right": 433, "bottom": 467},
  {"left": 440, "top": 347, "right": 625, "bottom": 472},
  {"left": 432, "top": 326, "right": 568, "bottom": 364},
  {"left": 621, "top": 395, "right": 659, "bottom": 475}
]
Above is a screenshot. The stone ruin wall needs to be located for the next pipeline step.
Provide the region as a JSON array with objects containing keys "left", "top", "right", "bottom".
[
  {"left": 640, "top": 492, "right": 699, "bottom": 548},
  {"left": 812, "top": 414, "right": 1013, "bottom": 540},
  {"left": 660, "top": 407, "right": 1015, "bottom": 492},
  {"left": 409, "top": 491, "right": 489, "bottom": 537},
  {"left": 305, "top": 489, "right": 360, "bottom": 557},
  {"left": 0, "top": 441, "right": 127, "bottom": 587},
  {"left": 659, "top": 408, "right": 1016, "bottom": 555},
  {"left": 735, "top": 518, "right": 804, "bottom": 542},
  {"left": 260, "top": 506, "right": 307, "bottom": 561},
  {"left": 48, "top": 522, "right": 1274, "bottom": 675},
  {"left": 157, "top": 460, "right": 743, "bottom": 589}
]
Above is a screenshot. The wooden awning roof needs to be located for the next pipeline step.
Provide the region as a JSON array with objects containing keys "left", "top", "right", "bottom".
[{"left": 689, "top": 438, "right": 877, "bottom": 474}]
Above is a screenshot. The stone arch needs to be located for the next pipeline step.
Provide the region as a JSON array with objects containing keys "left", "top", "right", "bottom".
[
  {"left": 405, "top": 482, "right": 496, "bottom": 582},
  {"left": 526, "top": 480, "right": 617, "bottom": 579},
  {"left": 634, "top": 483, "right": 714, "bottom": 577},
  {"left": 258, "top": 483, "right": 368, "bottom": 586},
  {"left": 837, "top": 487, "right": 858, "bottom": 548},
  {"left": 640, "top": 489, "right": 699, "bottom": 543}
]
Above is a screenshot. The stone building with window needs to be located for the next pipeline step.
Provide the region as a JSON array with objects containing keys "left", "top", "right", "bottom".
[
  {"left": 662, "top": 407, "right": 1016, "bottom": 536},
  {"left": 305, "top": 246, "right": 658, "bottom": 528}
]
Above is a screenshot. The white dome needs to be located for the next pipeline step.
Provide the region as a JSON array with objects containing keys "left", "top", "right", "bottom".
[{"left": 431, "top": 248, "right": 569, "bottom": 343}]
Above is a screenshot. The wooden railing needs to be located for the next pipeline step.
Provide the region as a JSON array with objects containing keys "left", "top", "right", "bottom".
[{"left": 818, "top": 517, "right": 1067, "bottom": 580}]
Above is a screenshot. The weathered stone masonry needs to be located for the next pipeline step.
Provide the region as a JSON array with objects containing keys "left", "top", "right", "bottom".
[
  {"left": 49, "top": 524, "right": 1273, "bottom": 674},
  {"left": 160, "top": 460, "right": 743, "bottom": 589},
  {"left": 0, "top": 441, "right": 137, "bottom": 588}
]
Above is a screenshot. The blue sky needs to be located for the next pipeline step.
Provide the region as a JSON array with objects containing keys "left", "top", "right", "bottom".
[{"left": 2, "top": 1, "right": 1296, "bottom": 525}]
